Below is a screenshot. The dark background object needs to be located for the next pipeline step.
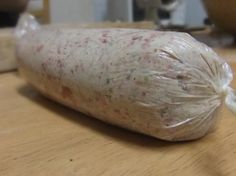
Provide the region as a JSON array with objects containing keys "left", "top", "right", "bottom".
[
  {"left": 133, "top": 0, "right": 171, "bottom": 22},
  {"left": 0, "top": 12, "right": 19, "bottom": 27},
  {"left": 203, "top": 0, "right": 236, "bottom": 35},
  {"left": 0, "top": 0, "right": 28, "bottom": 27}
]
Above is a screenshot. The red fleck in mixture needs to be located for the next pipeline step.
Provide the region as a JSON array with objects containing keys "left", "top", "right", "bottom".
[
  {"left": 36, "top": 44, "right": 44, "bottom": 52},
  {"left": 61, "top": 86, "right": 73, "bottom": 99}
]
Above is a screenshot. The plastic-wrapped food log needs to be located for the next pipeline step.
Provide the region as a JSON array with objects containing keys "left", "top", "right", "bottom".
[{"left": 15, "top": 14, "right": 236, "bottom": 141}]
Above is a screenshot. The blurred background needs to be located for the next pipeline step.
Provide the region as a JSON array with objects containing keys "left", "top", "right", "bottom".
[
  {"left": 26, "top": 0, "right": 207, "bottom": 27},
  {"left": 1, "top": 0, "right": 236, "bottom": 36}
]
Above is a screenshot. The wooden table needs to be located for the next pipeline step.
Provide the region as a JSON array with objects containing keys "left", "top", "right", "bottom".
[{"left": 1, "top": 48, "right": 236, "bottom": 176}]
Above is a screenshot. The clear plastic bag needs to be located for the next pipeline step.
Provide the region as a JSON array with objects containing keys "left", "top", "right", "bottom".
[{"left": 15, "top": 14, "right": 236, "bottom": 141}]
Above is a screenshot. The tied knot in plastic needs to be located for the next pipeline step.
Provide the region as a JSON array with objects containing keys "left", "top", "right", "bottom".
[{"left": 222, "top": 86, "right": 236, "bottom": 114}]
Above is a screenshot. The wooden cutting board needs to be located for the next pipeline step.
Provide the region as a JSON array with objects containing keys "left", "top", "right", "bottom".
[{"left": 0, "top": 47, "right": 236, "bottom": 176}]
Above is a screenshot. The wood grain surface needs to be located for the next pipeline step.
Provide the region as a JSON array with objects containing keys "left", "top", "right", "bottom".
[{"left": 0, "top": 48, "right": 236, "bottom": 176}]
